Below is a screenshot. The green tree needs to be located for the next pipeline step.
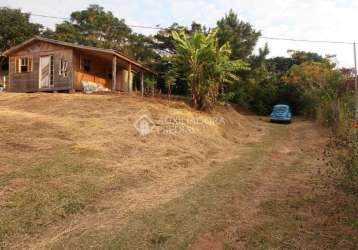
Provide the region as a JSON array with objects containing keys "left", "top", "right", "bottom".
[
  {"left": 164, "top": 67, "right": 178, "bottom": 99},
  {"left": 217, "top": 9, "right": 261, "bottom": 60},
  {"left": 50, "top": 5, "right": 131, "bottom": 51},
  {"left": 286, "top": 61, "right": 332, "bottom": 91},
  {"left": 0, "top": 7, "right": 43, "bottom": 53},
  {"left": 153, "top": 22, "right": 208, "bottom": 96},
  {"left": 288, "top": 50, "right": 335, "bottom": 66},
  {"left": 153, "top": 23, "right": 188, "bottom": 54},
  {"left": 46, "top": 5, "right": 159, "bottom": 68},
  {"left": 126, "top": 33, "right": 158, "bottom": 64},
  {"left": 0, "top": 7, "right": 43, "bottom": 74},
  {"left": 285, "top": 61, "right": 343, "bottom": 119},
  {"left": 267, "top": 57, "right": 295, "bottom": 76},
  {"left": 168, "top": 29, "right": 248, "bottom": 110}
]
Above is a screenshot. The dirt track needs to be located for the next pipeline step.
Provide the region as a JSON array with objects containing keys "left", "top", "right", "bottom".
[{"left": 0, "top": 93, "right": 356, "bottom": 249}]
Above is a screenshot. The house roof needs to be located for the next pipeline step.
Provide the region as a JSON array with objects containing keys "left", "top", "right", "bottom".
[{"left": 3, "top": 36, "right": 155, "bottom": 74}]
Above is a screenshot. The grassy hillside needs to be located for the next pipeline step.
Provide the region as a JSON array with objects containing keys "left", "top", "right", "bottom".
[
  {"left": 0, "top": 93, "right": 263, "bottom": 248},
  {"left": 0, "top": 93, "right": 356, "bottom": 249}
]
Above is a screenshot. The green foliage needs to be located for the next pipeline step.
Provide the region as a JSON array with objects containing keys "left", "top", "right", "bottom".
[
  {"left": 126, "top": 33, "right": 158, "bottom": 64},
  {"left": 169, "top": 29, "right": 248, "bottom": 110},
  {"left": 164, "top": 67, "right": 178, "bottom": 97},
  {"left": 0, "top": 7, "right": 43, "bottom": 73},
  {"left": 267, "top": 57, "right": 295, "bottom": 75},
  {"left": 217, "top": 9, "right": 261, "bottom": 59},
  {"left": 153, "top": 22, "right": 209, "bottom": 96},
  {"left": 144, "top": 77, "right": 156, "bottom": 89},
  {"left": 48, "top": 5, "right": 131, "bottom": 51},
  {"left": 288, "top": 50, "right": 335, "bottom": 66},
  {"left": 325, "top": 95, "right": 358, "bottom": 196},
  {"left": 343, "top": 130, "right": 358, "bottom": 194},
  {"left": 285, "top": 60, "right": 343, "bottom": 118},
  {"left": 0, "top": 7, "right": 43, "bottom": 52},
  {"left": 218, "top": 92, "right": 236, "bottom": 105},
  {"left": 153, "top": 23, "right": 187, "bottom": 54}
]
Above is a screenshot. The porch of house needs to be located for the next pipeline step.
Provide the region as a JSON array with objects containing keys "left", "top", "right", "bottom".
[{"left": 72, "top": 47, "right": 147, "bottom": 95}]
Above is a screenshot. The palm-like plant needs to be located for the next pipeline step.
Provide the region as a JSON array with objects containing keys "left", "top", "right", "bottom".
[{"left": 169, "top": 29, "right": 248, "bottom": 110}]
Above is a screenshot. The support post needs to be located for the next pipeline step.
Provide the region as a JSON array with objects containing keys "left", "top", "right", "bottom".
[
  {"left": 141, "top": 71, "right": 144, "bottom": 96},
  {"left": 354, "top": 42, "right": 358, "bottom": 120},
  {"left": 128, "top": 63, "right": 132, "bottom": 94},
  {"left": 112, "top": 56, "right": 117, "bottom": 91}
]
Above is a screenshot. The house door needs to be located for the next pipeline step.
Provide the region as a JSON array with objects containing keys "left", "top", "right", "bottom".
[{"left": 39, "top": 55, "right": 53, "bottom": 88}]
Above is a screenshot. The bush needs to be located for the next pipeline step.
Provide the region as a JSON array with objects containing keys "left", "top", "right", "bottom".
[{"left": 325, "top": 95, "right": 358, "bottom": 196}]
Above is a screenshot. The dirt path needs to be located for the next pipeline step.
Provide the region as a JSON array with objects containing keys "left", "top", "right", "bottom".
[
  {"left": 187, "top": 120, "right": 356, "bottom": 250},
  {"left": 189, "top": 120, "right": 330, "bottom": 249}
]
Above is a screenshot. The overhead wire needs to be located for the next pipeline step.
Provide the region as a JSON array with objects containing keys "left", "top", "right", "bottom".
[{"left": 29, "top": 12, "right": 356, "bottom": 44}]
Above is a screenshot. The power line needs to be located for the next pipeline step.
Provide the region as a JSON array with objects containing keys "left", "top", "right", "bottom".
[
  {"left": 29, "top": 12, "right": 356, "bottom": 44},
  {"left": 261, "top": 36, "right": 353, "bottom": 45},
  {"left": 30, "top": 13, "right": 163, "bottom": 30},
  {"left": 125, "top": 24, "right": 162, "bottom": 30},
  {"left": 30, "top": 13, "right": 68, "bottom": 20}
]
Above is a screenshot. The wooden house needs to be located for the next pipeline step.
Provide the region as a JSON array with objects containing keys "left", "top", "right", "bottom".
[{"left": 3, "top": 36, "right": 154, "bottom": 93}]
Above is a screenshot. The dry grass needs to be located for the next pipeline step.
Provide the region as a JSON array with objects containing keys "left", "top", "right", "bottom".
[
  {"left": 1, "top": 93, "right": 355, "bottom": 249},
  {"left": 0, "top": 93, "right": 263, "bottom": 249}
]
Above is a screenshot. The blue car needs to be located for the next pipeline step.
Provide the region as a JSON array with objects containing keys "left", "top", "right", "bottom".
[{"left": 270, "top": 104, "right": 292, "bottom": 123}]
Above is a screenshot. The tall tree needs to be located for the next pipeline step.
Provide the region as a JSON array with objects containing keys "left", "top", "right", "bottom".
[
  {"left": 217, "top": 9, "right": 261, "bottom": 60},
  {"left": 126, "top": 33, "right": 158, "bottom": 64},
  {"left": 153, "top": 23, "right": 188, "bottom": 54},
  {"left": 0, "top": 7, "right": 43, "bottom": 72},
  {"left": 50, "top": 5, "right": 132, "bottom": 51},
  {"left": 0, "top": 7, "right": 43, "bottom": 53}
]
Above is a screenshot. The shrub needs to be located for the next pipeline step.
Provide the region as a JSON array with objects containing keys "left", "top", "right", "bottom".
[{"left": 326, "top": 95, "right": 358, "bottom": 196}]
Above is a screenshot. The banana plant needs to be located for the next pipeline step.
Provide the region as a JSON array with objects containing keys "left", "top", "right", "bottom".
[{"left": 168, "top": 29, "right": 248, "bottom": 110}]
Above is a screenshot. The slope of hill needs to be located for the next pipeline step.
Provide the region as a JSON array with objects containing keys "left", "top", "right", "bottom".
[
  {"left": 0, "top": 93, "right": 264, "bottom": 248},
  {"left": 0, "top": 93, "right": 355, "bottom": 249}
]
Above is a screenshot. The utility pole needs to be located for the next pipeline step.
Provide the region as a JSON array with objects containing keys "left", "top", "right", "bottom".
[{"left": 354, "top": 43, "right": 358, "bottom": 120}]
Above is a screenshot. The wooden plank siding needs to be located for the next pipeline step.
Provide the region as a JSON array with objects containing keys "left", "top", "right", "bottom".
[
  {"left": 72, "top": 49, "right": 133, "bottom": 92},
  {"left": 72, "top": 49, "right": 113, "bottom": 91},
  {"left": 8, "top": 41, "right": 73, "bottom": 92}
]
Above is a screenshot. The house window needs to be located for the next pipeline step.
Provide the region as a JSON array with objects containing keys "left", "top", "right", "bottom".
[
  {"left": 84, "top": 59, "right": 91, "bottom": 72},
  {"left": 59, "top": 58, "right": 68, "bottom": 77},
  {"left": 15, "top": 57, "right": 33, "bottom": 73}
]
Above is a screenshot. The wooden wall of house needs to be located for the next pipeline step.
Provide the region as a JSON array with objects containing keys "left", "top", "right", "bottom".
[
  {"left": 72, "top": 49, "right": 134, "bottom": 92},
  {"left": 8, "top": 41, "right": 73, "bottom": 92},
  {"left": 73, "top": 50, "right": 112, "bottom": 90}
]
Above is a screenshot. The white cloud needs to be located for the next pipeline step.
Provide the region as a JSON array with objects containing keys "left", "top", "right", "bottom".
[{"left": 1, "top": 0, "right": 357, "bottom": 66}]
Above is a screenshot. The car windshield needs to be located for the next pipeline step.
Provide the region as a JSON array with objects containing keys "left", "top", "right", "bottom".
[{"left": 273, "top": 105, "right": 289, "bottom": 112}]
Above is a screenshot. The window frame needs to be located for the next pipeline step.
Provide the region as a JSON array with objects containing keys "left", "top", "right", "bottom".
[
  {"left": 15, "top": 56, "right": 33, "bottom": 74},
  {"left": 59, "top": 58, "right": 69, "bottom": 77}
]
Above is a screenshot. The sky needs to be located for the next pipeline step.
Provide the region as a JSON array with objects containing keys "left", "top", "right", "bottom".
[{"left": 1, "top": 0, "right": 358, "bottom": 67}]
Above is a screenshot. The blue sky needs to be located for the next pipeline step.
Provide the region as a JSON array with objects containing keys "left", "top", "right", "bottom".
[{"left": 1, "top": 0, "right": 358, "bottom": 67}]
